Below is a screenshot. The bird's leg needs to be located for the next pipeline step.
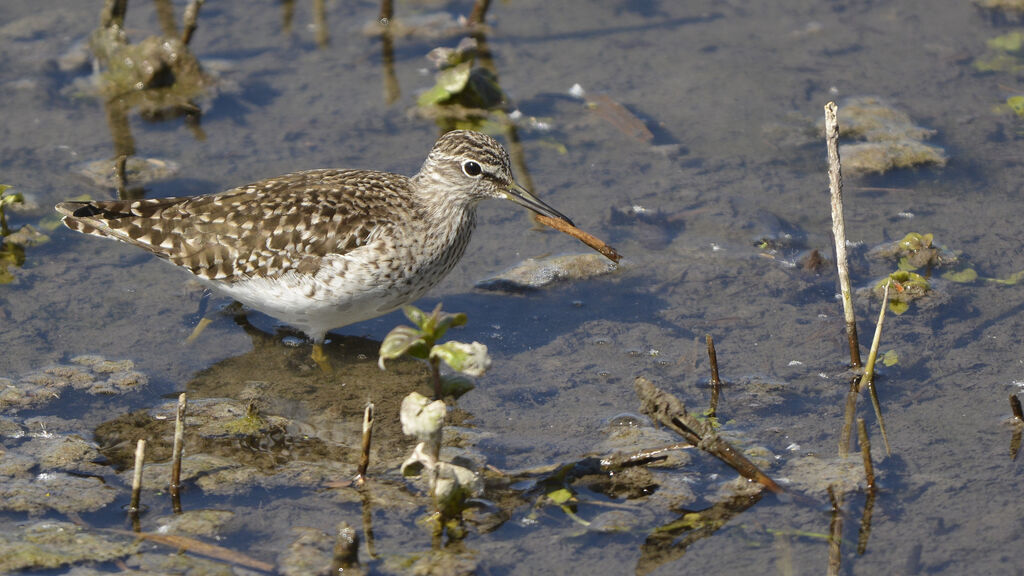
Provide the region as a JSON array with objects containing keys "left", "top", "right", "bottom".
[
  {"left": 312, "top": 342, "right": 333, "bottom": 373},
  {"left": 185, "top": 317, "right": 213, "bottom": 344},
  {"left": 184, "top": 289, "right": 213, "bottom": 344},
  {"left": 185, "top": 297, "right": 246, "bottom": 344}
]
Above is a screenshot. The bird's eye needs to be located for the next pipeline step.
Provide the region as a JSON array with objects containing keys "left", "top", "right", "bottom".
[{"left": 462, "top": 161, "right": 483, "bottom": 177}]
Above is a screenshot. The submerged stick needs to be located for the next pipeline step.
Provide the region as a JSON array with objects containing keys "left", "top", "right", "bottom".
[
  {"left": 856, "top": 418, "right": 875, "bottom": 489},
  {"left": 535, "top": 214, "right": 621, "bottom": 263},
  {"left": 1011, "top": 394, "right": 1023, "bottom": 460},
  {"left": 857, "top": 484, "right": 876, "bottom": 555},
  {"left": 825, "top": 102, "right": 862, "bottom": 368},
  {"left": 861, "top": 281, "right": 892, "bottom": 455},
  {"left": 130, "top": 439, "right": 146, "bottom": 513},
  {"left": 106, "top": 528, "right": 275, "bottom": 572},
  {"left": 827, "top": 486, "right": 843, "bottom": 576},
  {"left": 839, "top": 377, "right": 858, "bottom": 458},
  {"left": 706, "top": 334, "right": 721, "bottom": 419}
]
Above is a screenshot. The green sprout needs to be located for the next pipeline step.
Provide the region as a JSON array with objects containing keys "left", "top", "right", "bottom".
[
  {"left": 378, "top": 303, "right": 490, "bottom": 399},
  {"left": 381, "top": 304, "right": 491, "bottom": 536}
]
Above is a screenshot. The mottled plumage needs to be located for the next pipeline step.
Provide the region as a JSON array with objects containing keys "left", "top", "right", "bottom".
[{"left": 56, "top": 130, "right": 571, "bottom": 357}]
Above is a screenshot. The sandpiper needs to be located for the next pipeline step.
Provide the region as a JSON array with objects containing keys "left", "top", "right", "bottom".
[{"left": 56, "top": 130, "right": 573, "bottom": 369}]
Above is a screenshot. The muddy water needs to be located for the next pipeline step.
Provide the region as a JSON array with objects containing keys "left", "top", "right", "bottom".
[{"left": 2, "top": 0, "right": 1023, "bottom": 574}]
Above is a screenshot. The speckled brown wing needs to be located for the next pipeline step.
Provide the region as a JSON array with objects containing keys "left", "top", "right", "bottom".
[{"left": 56, "top": 169, "right": 411, "bottom": 282}]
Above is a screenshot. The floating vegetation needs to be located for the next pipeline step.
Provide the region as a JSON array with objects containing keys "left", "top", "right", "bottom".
[
  {"left": 871, "top": 270, "right": 935, "bottom": 315},
  {"left": 0, "top": 355, "right": 147, "bottom": 413},
  {"left": 475, "top": 252, "right": 618, "bottom": 293},
  {"left": 0, "top": 184, "right": 21, "bottom": 236},
  {"left": 84, "top": 1, "right": 213, "bottom": 117},
  {"left": 829, "top": 97, "right": 947, "bottom": 175},
  {"left": 0, "top": 435, "right": 118, "bottom": 513},
  {"left": 416, "top": 37, "right": 506, "bottom": 131},
  {"left": 974, "top": 31, "right": 1024, "bottom": 73},
  {"left": 0, "top": 521, "right": 139, "bottom": 573},
  {"left": 0, "top": 184, "right": 50, "bottom": 284},
  {"left": 1006, "top": 95, "right": 1024, "bottom": 119},
  {"left": 362, "top": 11, "right": 468, "bottom": 39},
  {"left": 76, "top": 156, "right": 180, "bottom": 188},
  {"left": 867, "top": 232, "right": 958, "bottom": 271},
  {"left": 974, "top": 0, "right": 1024, "bottom": 15}
]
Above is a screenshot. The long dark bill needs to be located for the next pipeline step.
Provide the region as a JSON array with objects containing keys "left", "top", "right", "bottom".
[{"left": 504, "top": 181, "right": 575, "bottom": 226}]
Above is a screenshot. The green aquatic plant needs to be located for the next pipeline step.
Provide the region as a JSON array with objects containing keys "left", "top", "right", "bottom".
[
  {"left": 380, "top": 304, "right": 490, "bottom": 536},
  {"left": 974, "top": 32, "right": 1024, "bottom": 73},
  {"left": 1, "top": 185, "right": 27, "bottom": 284},
  {"left": 875, "top": 270, "right": 930, "bottom": 315},
  {"left": 1007, "top": 95, "right": 1024, "bottom": 119},
  {"left": 399, "top": 391, "right": 482, "bottom": 537},
  {"left": 379, "top": 303, "right": 490, "bottom": 398},
  {"left": 0, "top": 185, "right": 22, "bottom": 236}
]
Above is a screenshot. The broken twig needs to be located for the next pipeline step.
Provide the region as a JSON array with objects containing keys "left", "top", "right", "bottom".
[
  {"left": 535, "top": 214, "right": 621, "bottom": 263},
  {"left": 634, "top": 377, "right": 783, "bottom": 494}
]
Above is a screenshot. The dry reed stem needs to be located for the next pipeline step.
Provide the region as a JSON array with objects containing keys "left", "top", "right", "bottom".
[
  {"left": 861, "top": 281, "right": 892, "bottom": 455},
  {"left": 130, "top": 439, "right": 146, "bottom": 512},
  {"left": 356, "top": 402, "right": 375, "bottom": 485},
  {"left": 171, "top": 393, "right": 187, "bottom": 493},
  {"left": 825, "top": 102, "right": 862, "bottom": 368}
]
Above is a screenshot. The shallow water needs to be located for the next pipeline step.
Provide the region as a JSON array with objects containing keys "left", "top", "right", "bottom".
[{"left": 2, "top": 0, "right": 1024, "bottom": 574}]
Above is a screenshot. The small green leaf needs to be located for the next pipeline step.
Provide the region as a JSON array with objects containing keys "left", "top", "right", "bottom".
[
  {"left": 942, "top": 268, "right": 978, "bottom": 283},
  {"left": 402, "top": 305, "right": 430, "bottom": 331},
  {"left": 432, "top": 312, "right": 467, "bottom": 340},
  {"left": 881, "top": 349, "right": 899, "bottom": 366},
  {"left": 897, "top": 232, "right": 931, "bottom": 251},
  {"left": 988, "top": 32, "right": 1024, "bottom": 53},
  {"left": 888, "top": 300, "right": 910, "bottom": 315},
  {"left": 987, "top": 270, "right": 1024, "bottom": 285},
  {"left": 1007, "top": 96, "right": 1024, "bottom": 119},
  {"left": 416, "top": 82, "right": 452, "bottom": 107},
  {"left": 416, "top": 62, "right": 472, "bottom": 107},
  {"left": 437, "top": 61, "right": 472, "bottom": 94},
  {"left": 430, "top": 341, "right": 490, "bottom": 376},
  {"left": 378, "top": 325, "right": 428, "bottom": 369},
  {"left": 547, "top": 487, "right": 575, "bottom": 505}
]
